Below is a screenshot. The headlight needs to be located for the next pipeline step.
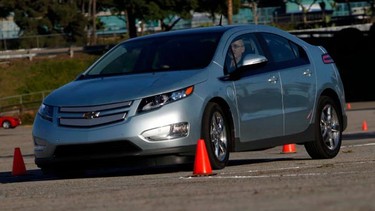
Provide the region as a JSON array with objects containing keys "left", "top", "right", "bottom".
[
  {"left": 137, "top": 86, "right": 194, "bottom": 113},
  {"left": 38, "top": 104, "right": 54, "bottom": 122}
]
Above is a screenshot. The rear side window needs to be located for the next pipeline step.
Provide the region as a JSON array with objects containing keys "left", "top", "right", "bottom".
[{"left": 261, "top": 33, "right": 309, "bottom": 66}]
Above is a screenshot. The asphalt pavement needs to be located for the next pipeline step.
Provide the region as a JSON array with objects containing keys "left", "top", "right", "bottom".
[
  {"left": 0, "top": 100, "right": 373, "bottom": 173},
  {"left": 343, "top": 101, "right": 375, "bottom": 134},
  {"left": 1, "top": 101, "right": 375, "bottom": 211}
]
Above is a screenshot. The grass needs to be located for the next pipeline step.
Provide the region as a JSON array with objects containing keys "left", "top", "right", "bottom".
[
  {"left": 0, "top": 53, "right": 99, "bottom": 98},
  {"left": 0, "top": 53, "right": 100, "bottom": 124}
]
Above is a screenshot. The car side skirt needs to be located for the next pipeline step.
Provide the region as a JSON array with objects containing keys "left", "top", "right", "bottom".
[{"left": 233, "top": 124, "right": 315, "bottom": 152}]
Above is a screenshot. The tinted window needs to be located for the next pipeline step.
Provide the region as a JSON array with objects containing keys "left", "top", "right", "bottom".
[
  {"left": 261, "top": 33, "right": 309, "bottom": 65},
  {"left": 86, "top": 32, "right": 222, "bottom": 76},
  {"left": 225, "top": 33, "right": 265, "bottom": 74}
]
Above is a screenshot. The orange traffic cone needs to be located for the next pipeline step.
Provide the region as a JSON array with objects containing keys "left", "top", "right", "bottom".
[
  {"left": 346, "top": 103, "right": 351, "bottom": 110},
  {"left": 362, "top": 120, "right": 368, "bottom": 131},
  {"left": 12, "top": 147, "right": 27, "bottom": 176},
  {"left": 282, "top": 144, "right": 296, "bottom": 153},
  {"left": 193, "top": 139, "right": 215, "bottom": 176}
]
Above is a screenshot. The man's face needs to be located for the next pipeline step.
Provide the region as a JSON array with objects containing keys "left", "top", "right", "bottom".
[{"left": 231, "top": 40, "right": 245, "bottom": 62}]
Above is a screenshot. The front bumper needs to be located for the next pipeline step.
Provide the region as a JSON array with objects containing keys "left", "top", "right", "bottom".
[{"left": 32, "top": 97, "right": 203, "bottom": 167}]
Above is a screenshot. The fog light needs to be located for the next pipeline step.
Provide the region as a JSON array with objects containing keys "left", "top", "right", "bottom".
[
  {"left": 141, "top": 122, "right": 189, "bottom": 141},
  {"left": 34, "top": 145, "right": 46, "bottom": 152},
  {"left": 34, "top": 137, "right": 47, "bottom": 152}
]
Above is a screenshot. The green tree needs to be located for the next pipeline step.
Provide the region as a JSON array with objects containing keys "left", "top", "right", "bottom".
[
  {"left": 195, "top": 0, "right": 281, "bottom": 25},
  {"left": 0, "top": 0, "right": 89, "bottom": 47},
  {"left": 65, "top": 13, "right": 88, "bottom": 45},
  {"left": 0, "top": 0, "right": 16, "bottom": 18},
  {"left": 196, "top": 0, "right": 242, "bottom": 24},
  {"left": 11, "top": 0, "right": 50, "bottom": 36},
  {"left": 110, "top": 0, "right": 198, "bottom": 38},
  {"left": 150, "top": 0, "right": 198, "bottom": 31},
  {"left": 287, "top": 0, "right": 319, "bottom": 25}
]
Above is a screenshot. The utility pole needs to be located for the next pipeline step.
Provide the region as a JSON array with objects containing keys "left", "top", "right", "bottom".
[
  {"left": 228, "top": 0, "right": 233, "bottom": 24},
  {"left": 92, "top": 0, "right": 97, "bottom": 45}
]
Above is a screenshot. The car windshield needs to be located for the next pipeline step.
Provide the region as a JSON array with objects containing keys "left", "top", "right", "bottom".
[{"left": 85, "top": 32, "right": 222, "bottom": 77}]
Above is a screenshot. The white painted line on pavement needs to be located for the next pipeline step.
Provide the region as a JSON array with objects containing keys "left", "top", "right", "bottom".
[
  {"left": 181, "top": 171, "right": 357, "bottom": 179},
  {"left": 342, "top": 143, "right": 375, "bottom": 148},
  {"left": 180, "top": 160, "right": 375, "bottom": 180}
]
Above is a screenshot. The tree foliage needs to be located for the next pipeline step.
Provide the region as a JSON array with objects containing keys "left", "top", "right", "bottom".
[
  {"left": 0, "top": 0, "right": 372, "bottom": 45},
  {"left": 0, "top": 0, "right": 16, "bottom": 18},
  {"left": 108, "top": 0, "right": 199, "bottom": 37},
  {"left": 0, "top": 0, "right": 88, "bottom": 45},
  {"left": 196, "top": 0, "right": 241, "bottom": 22}
]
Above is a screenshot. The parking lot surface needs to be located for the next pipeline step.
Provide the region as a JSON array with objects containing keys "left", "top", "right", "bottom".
[{"left": 0, "top": 101, "right": 374, "bottom": 210}]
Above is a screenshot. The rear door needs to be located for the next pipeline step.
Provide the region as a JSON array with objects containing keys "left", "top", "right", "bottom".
[{"left": 259, "top": 33, "right": 316, "bottom": 136}]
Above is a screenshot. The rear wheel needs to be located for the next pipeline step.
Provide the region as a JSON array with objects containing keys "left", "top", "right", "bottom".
[
  {"left": 304, "top": 96, "right": 342, "bottom": 159},
  {"left": 2, "top": 121, "right": 11, "bottom": 129},
  {"left": 201, "top": 102, "right": 231, "bottom": 170}
]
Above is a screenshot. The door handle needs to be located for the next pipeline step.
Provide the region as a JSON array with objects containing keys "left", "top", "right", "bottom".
[
  {"left": 268, "top": 76, "right": 278, "bottom": 84},
  {"left": 303, "top": 69, "right": 312, "bottom": 77}
]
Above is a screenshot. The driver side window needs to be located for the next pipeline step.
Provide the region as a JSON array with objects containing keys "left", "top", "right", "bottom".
[{"left": 225, "top": 34, "right": 264, "bottom": 74}]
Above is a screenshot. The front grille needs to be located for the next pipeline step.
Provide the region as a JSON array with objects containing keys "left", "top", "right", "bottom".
[
  {"left": 59, "top": 101, "right": 132, "bottom": 127},
  {"left": 53, "top": 141, "right": 142, "bottom": 158}
]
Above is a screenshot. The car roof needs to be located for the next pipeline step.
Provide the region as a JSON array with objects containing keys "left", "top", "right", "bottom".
[
  {"left": 126, "top": 24, "right": 265, "bottom": 41},
  {"left": 119, "top": 24, "right": 312, "bottom": 49}
]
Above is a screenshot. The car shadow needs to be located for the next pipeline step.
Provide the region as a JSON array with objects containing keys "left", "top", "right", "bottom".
[
  {"left": 228, "top": 157, "right": 307, "bottom": 167},
  {"left": 0, "top": 156, "right": 309, "bottom": 183},
  {"left": 0, "top": 164, "right": 192, "bottom": 184},
  {"left": 1, "top": 132, "right": 372, "bottom": 184},
  {"left": 343, "top": 131, "right": 375, "bottom": 140},
  {"left": 2, "top": 131, "right": 371, "bottom": 184}
]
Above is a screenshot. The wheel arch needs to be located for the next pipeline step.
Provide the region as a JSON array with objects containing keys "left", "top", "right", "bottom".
[
  {"left": 318, "top": 88, "right": 346, "bottom": 130},
  {"left": 203, "top": 97, "right": 236, "bottom": 152}
]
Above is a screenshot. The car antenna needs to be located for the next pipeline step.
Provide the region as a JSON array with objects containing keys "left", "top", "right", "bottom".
[{"left": 218, "top": 15, "right": 223, "bottom": 26}]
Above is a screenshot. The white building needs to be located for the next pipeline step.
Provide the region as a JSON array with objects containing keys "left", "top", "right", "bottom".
[{"left": 0, "top": 13, "right": 20, "bottom": 39}]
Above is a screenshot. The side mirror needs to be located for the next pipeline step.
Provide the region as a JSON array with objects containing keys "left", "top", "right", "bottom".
[
  {"left": 242, "top": 54, "right": 268, "bottom": 66},
  {"left": 220, "top": 54, "right": 268, "bottom": 81}
]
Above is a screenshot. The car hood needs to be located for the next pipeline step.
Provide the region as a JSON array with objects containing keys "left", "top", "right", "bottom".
[{"left": 44, "top": 70, "right": 207, "bottom": 106}]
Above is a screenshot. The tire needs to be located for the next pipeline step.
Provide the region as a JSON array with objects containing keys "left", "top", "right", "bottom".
[
  {"left": 2, "top": 121, "right": 11, "bottom": 129},
  {"left": 304, "top": 96, "right": 342, "bottom": 159},
  {"left": 201, "top": 102, "right": 231, "bottom": 170}
]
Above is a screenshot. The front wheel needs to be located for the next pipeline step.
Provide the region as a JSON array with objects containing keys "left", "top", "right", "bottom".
[
  {"left": 2, "top": 121, "right": 11, "bottom": 129},
  {"left": 201, "top": 102, "right": 231, "bottom": 170},
  {"left": 304, "top": 96, "right": 342, "bottom": 159}
]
